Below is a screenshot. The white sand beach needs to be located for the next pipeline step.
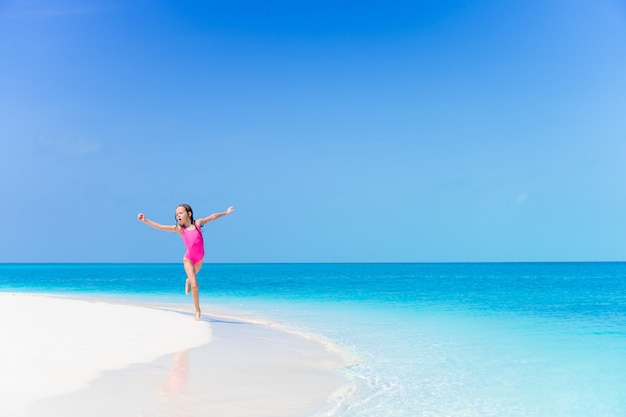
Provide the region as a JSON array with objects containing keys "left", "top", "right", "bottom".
[{"left": 0, "top": 293, "right": 351, "bottom": 417}]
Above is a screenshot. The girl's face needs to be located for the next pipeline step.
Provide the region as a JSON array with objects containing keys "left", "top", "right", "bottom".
[{"left": 175, "top": 206, "right": 191, "bottom": 225}]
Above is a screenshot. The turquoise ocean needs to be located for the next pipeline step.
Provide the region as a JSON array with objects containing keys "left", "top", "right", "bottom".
[{"left": 2, "top": 262, "right": 626, "bottom": 416}]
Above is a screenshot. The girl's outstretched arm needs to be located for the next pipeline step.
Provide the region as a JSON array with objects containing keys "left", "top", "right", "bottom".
[
  {"left": 196, "top": 206, "right": 234, "bottom": 227},
  {"left": 137, "top": 213, "right": 179, "bottom": 232}
]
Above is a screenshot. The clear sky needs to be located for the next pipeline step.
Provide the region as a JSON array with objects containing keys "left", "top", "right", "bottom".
[{"left": 1, "top": 0, "right": 626, "bottom": 263}]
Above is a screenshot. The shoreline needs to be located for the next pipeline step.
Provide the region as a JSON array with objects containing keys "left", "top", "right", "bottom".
[{"left": 0, "top": 292, "right": 354, "bottom": 417}]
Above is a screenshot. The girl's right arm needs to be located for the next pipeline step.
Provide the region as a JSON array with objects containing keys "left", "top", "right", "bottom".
[{"left": 137, "top": 213, "right": 179, "bottom": 232}]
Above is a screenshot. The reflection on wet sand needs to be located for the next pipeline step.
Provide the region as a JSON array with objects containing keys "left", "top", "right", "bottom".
[
  {"left": 26, "top": 317, "right": 348, "bottom": 417},
  {"left": 159, "top": 349, "right": 191, "bottom": 417}
]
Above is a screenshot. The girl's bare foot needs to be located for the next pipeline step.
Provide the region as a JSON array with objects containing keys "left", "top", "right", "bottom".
[
  {"left": 194, "top": 310, "right": 201, "bottom": 321},
  {"left": 185, "top": 279, "right": 190, "bottom": 295}
]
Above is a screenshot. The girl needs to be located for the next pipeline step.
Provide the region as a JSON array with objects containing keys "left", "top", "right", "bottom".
[{"left": 137, "top": 204, "right": 234, "bottom": 320}]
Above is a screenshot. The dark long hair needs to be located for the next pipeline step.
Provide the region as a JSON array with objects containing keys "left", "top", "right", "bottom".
[{"left": 175, "top": 204, "right": 194, "bottom": 226}]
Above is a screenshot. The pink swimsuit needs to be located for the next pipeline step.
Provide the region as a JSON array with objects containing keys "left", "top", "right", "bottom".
[{"left": 181, "top": 223, "right": 204, "bottom": 264}]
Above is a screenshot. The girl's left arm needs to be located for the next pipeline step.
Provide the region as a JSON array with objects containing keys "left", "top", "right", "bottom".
[{"left": 197, "top": 206, "right": 234, "bottom": 226}]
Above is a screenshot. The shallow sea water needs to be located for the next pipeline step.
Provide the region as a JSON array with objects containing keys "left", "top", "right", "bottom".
[{"left": 2, "top": 262, "right": 626, "bottom": 416}]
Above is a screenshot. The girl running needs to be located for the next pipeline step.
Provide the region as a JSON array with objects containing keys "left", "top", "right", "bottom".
[{"left": 138, "top": 204, "right": 234, "bottom": 320}]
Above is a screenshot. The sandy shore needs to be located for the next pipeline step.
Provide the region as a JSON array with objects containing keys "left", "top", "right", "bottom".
[{"left": 0, "top": 293, "right": 351, "bottom": 417}]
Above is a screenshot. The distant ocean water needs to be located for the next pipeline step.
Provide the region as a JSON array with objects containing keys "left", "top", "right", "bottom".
[{"left": 2, "top": 262, "right": 626, "bottom": 417}]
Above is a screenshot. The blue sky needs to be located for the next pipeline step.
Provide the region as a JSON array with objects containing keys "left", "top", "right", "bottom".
[{"left": 1, "top": 0, "right": 626, "bottom": 263}]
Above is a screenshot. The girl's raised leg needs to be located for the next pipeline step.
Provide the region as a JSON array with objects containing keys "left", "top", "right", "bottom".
[{"left": 183, "top": 259, "right": 203, "bottom": 320}]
